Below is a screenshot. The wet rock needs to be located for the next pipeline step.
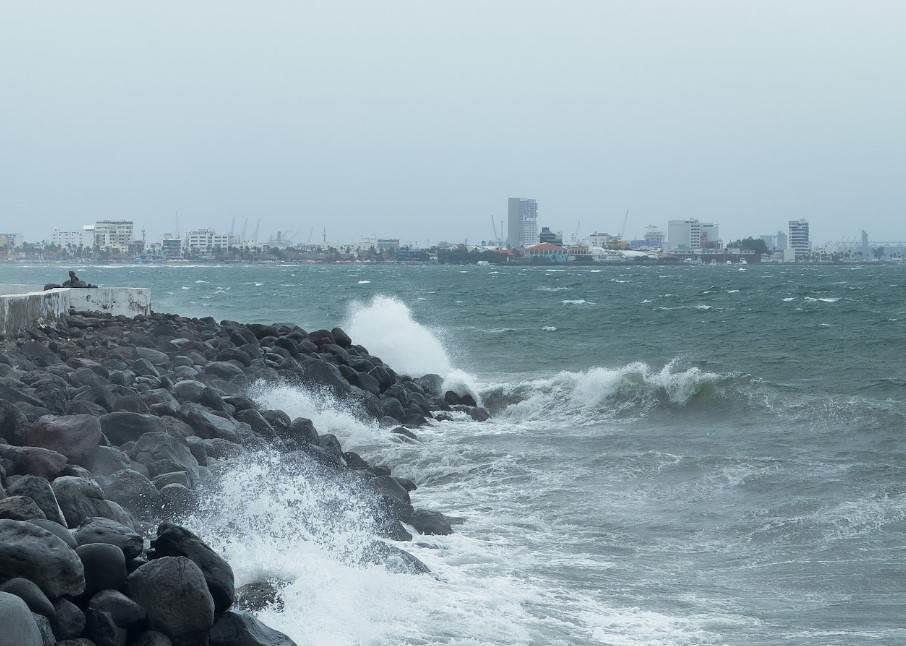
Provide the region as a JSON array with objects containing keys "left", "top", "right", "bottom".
[
  {"left": 52, "top": 477, "right": 135, "bottom": 529},
  {"left": 204, "top": 362, "right": 245, "bottom": 381},
  {"left": 234, "top": 581, "right": 285, "bottom": 613},
  {"left": 172, "top": 381, "right": 205, "bottom": 404},
  {"left": 390, "top": 426, "right": 418, "bottom": 442},
  {"left": 75, "top": 518, "right": 144, "bottom": 560},
  {"left": 27, "top": 518, "right": 77, "bottom": 547},
  {"left": 0, "top": 445, "right": 68, "bottom": 479},
  {"left": 6, "top": 475, "right": 65, "bottom": 526},
  {"left": 158, "top": 484, "right": 192, "bottom": 514},
  {"left": 469, "top": 406, "right": 490, "bottom": 422},
  {"left": 331, "top": 327, "right": 352, "bottom": 347},
  {"left": 52, "top": 598, "right": 86, "bottom": 640},
  {"left": 77, "top": 543, "right": 127, "bottom": 596},
  {"left": 88, "top": 590, "right": 146, "bottom": 627},
  {"left": 128, "top": 432, "right": 198, "bottom": 474},
  {"left": 0, "top": 519, "right": 85, "bottom": 598},
  {"left": 233, "top": 410, "right": 277, "bottom": 442},
  {"left": 299, "top": 358, "right": 349, "bottom": 396},
  {"left": 0, "top": 400, "right": 29, "bottom": 444},
  {"left": 178, "top": 404, "right": 241, "bottom": 443},
  {"left": 136, "top": 347, "right": 169, "bottom": 367},
  {"left": 99, "top": 413, "right": 164, "bottom": 446},
  {"left": 362, "top": 541, "right": 430, "bottom": 575},
  {"left": 152, "top": 471, "right": 190, "bottom": 489},
  {"left": 85, "top": 606, "right": 127, "bottom": 646},
  {"left": 414, "top": 374, "right": 444, "bottom": 397},
  {"left": 132, "top": 631, "right": 172, "bottom": 646},
  {"left": 343, "top": 451, "right": 369, "bottom": 469},
  {"left": 284, "top": 417, "right": 318, "bottom": 446},
  {"left": 97, "top": 469, "right": 161, "bottom": 516},
  {"left": 318, "top": 434, "right": 344, "bottom": 464},
  {"left": 0, "top": 591, "right": 43, "bottom": 646},
  {"left": 152, "top": 523, "right": 235, "bottom": 614},
  {"left": 0, "top": 495, "right": 47, "bottom": 521},
  {"left": 0, "top": 578, "right": 55, "bottom": 618},
  {"left": 409, "top": 509, "right": 453, "bottom": 535},
  {"left": 369, "top": 475, "right": 411, "bottom": 506},
  {"left": 126, "top": 557, "right": 215, "bottom": 641},
  {"left": 209, "top": 611, "right": 297, "bottom": 646}
]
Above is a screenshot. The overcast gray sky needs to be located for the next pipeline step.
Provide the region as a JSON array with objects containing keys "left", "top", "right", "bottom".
[{"left": 2, "top": 1, "right": 905, "bottom": 246}]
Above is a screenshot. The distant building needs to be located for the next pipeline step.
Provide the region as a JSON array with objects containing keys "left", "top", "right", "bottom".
[
  {"left": 539, "top": 226, "right": 562, "bottom": 245},
  {"left": 788, "top": 219, "right": 810, "bottom": 258},
  {"left": 94, "top": 220, "right": 134, "bottom": 252},
  {"left": 185, "top": 229, "right": 231, "bottom": 254},
  {"left": 0, "top": 233, "right": 19, "bottom": 248},
  {"left": 643, "top": 226, "right": 665, "bottom": 249},
  {"left": 80, "top": 225, "right": 97, "bottom": 249},
  {"left": 161, "top": 234, "right": 182, "bottom": 259},
  {"left": 507, "top": 198, "right": 538, "bottom": 249},
  {"left": 776, "top": 230, "right": 787, "bottom": 251},
  {"left": 377, "top": 239, "right": 400, "bottom": 253},
  {"left": 127, "top": 240, "right": 145, "bottom": 256},
  {"left": 667, "top": 219, "right": 718, "bottom": 251},
  {"left": 526, "top": 242, "right": 568, "bottom": 263},
  {"left": 51, "top": 229, "right": 83, "bottom": 248}
]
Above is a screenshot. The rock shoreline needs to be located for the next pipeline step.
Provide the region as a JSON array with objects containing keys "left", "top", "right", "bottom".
[{"left": 0, "top": 311, "right": 484, "bottom": 645}]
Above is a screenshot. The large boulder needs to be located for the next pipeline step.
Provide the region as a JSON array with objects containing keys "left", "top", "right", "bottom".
[
  {"left": 128, "top": 432, "right": 198, "bottom": 474},
  {"left": 0, "top": 445, "right": 68, "bottom": 479},
  {"left": 408, "top": 509, "right": 453, "bottom": 535},
  {"left": 0, "top": 495, "right": 47, "bottom": 521},
  {"left": 0, "top": 591, "right": 43, "bottom": 646},
  {"left": 97, "top": 469, "right": 161, "bottom": 516},
  {"left": 126, "top": 557, "right": 215, "bottom": 641},
  {"left": 151, "top": 523, "right": 235, "bottom": 614},
  {"left": 6, "top": 475, "right": 66, "bottom": 525},
  {"left": 0, "top": 578, "right": 55, "bottom": 618},
  {"left": 179, "top": 405, "right": 241, "bottom": 443},
  {"left": 52, "top": 597, "right": 86, "bottom": 640},
  {"left": 77, "top": 543, "right": 128, "bottom": 595},
  {"left": 88, "top": 590, "right": 146, "bottom": 627},
  {"left": 299, "top": 358, "right": 350, "bottom": 396},
  {"left": 75, "top": 517, "right": 144, "bottom": 560},
  {"left": 52, "top": 476, "right": 135, "bottom": 529},
  {"left": 100, "top": 413, "right": 164, "bottom": 446},
  {"left": 204, "top": 362, "right": 245, "bottom": 381},
  {"left": 0, "top": 519, "right": 85, "bottom": 598},
  {"left": 209, "top": 611, "right": 297, "bottom": 646},
  {"left": 0, "top": 400, "right": 29, "bottom": 445}
]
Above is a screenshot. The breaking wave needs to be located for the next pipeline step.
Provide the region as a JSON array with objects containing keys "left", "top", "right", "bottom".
[{"left": 482, "top": 361, "right": 744, "bottom": 422}]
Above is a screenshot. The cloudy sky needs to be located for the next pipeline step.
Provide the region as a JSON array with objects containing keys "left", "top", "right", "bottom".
[{"left": 2, "top": 1, "right": 904, "bottom": 246}]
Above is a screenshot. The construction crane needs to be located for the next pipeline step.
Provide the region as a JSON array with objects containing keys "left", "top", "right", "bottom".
[
  {"left": 490, "top": 215, "right": 500, "bottom": 245},
  {"left": 240, "top": 219, "right": 248, "bottom": 244},
  {"left": 229, "top": 217, "right": 235, "bottom": 249},
  {"left": 253, "top": 219, "right": 260, "bottom": 246},
  {"left": 619, "top": 210, "right": 629, "bottom": 240}
]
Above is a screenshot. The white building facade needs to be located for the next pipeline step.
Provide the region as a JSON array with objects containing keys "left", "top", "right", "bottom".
[
  {"left": 788, "top": 219, "right": 810, "bottom": 259},
  {"left": 94, "top": 220, "right": 134, "bottom": 252},
  {"left": 507, "top": 198, "right": 539, "bottom": 249}
]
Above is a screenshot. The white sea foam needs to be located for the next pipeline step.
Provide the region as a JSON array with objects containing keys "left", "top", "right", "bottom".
[
  {"left": 344, "top": 295, "right": 453, "bottom": 377},
  {"left": 783, "top": 297, "right": 796, "bottom": 302},
  {"left": 536, "top": 286, "right": 570, "bottom": 292},
  {"left": 562, "top": 299, "right": 594, "bottom": 305},
  {"left": 541, "top": 325, "right": 557, "bottom": 331},
  {"left": 357, "top": 280, "right": 371, "bottom": 284}
]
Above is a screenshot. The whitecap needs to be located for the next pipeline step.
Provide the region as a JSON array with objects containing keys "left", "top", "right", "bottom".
[
  {"left": 357, "top": 280, "right": 371, "bottom": 284},
  {"left": 783, "top": 297, "right": 795, "bottom": 302},
  {"left": 541, "top": 325, "right": 557, "bottom": 331},
  {"left": 561, "top": 299, "right": 594, "bottom": 305}
]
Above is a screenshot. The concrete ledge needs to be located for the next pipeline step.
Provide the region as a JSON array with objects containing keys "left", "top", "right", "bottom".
[{"left": 0, "top": 285, "right": 151, "bottom": 337}]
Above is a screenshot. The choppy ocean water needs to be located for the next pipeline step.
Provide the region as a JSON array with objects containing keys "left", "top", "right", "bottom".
[{"left": 3, "top": 263, "right": 905, "bottom": 645}]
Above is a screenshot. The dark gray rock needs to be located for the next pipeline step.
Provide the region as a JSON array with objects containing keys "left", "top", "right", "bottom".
[
  {"left": 152, "top": 471, "right": 190, "bottom": 489},
  {"left": 152, "top": 523, "right": 235, "bottom": 614},
  {"left": 285, "top": 417, "right": 318, "bottom": 446},
  {"left": 0, "top": 591, "right": 43, "bottom": 646},
  {"left": 136, "top": 347, "right": 170, "bottom": 367},
  {"left": 132, "top": 631, "right": 172, "bottom": 646},
  {"left": 7, "top": 475, "right": 66, "bottom": 525},
  {"left": 26, "top": 518, "right": 76, "bottom": 547},
  {"left": 178, "top": 405, "right": 241, "bottom": 443},
  {"left": 158, "top": 416, "right": 194, "bottom": 440},
  {"left": 76, "top": 543, "right": 127, "bottom": 595},
  {"left": 88, "top": 590, "right": 146, "bottom": 627},
  {"left": 85, "top": 606, "right": 127, "bottom": 646},
  {"left": 234, "top": 581, "right": 284, "bottom": 613},
  {"left": 0, "top": 578, "right": 55, "bottom": 618},
  {"left": 52, "top": 477, "right": 135, "bottom": 529},
  {"left": 209, "top": 611, "right": 297, "bottom": 646},
  {"left": 361, "top": 541, "right": 430, "bottom": 575},
  {"left": 318, "top": 434, "right": 343, "bottom": 464},
  {"left": 0, "top": 400, "right": 29, "bottom": 445},
  {"left": 0, "top": 495, "right": 47, "bottom": 521},
  {"left": 0, "top": 519, "right": 85, "bottom": 598},
  {"left": 52, "top": 598, "right": 86, "bottom": 640},
  {"left": 97, "top": 469, "right": 161, "bottom": 516},
  {"left": 0, "top": 445, "right": 68, "bottom": 480},
  {"left": 83, "top": 446, "right": 134, "bottom": 478},
  {"left": 409, "top": 509, "right": 453, "bottom": 535},
  {"left": 158, "top": 484, "right": 192, "bottom": 514},
  {"left": 75, "top": 518, "right": 144, "bottom": 560},
  {"left": 204, "top": 362, "right": 245, "bottom": 381},
  {"left": 126, "top": 557, "right": 215, "bottom": 641},
  {"left": 369, "top": 475, "right": 411, "bottom": 506},
  {"left": 299, "top": 358, "right": 350, "bottom": 396},
  {"left": 128, "top": 432, "right": 198, "bottom": 473},
  {"left": 414, "top": 373, "right": 444, "bottom": 397},
  {"left": 173, "top": 381, "right": 205, "bottom": 403},
  {"left": 99, "top": 413, "right": 164, "bottom": 446},
  {"left": 233, "top": 409, "right": 277, "bottom": 442}
]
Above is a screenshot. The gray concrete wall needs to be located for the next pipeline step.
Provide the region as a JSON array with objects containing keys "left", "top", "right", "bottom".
[{"left": 0, "top": 285, "right": 151, "bottom": 337}]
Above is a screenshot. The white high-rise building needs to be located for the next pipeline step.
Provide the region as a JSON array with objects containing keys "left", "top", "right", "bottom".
[
  {"left": 94, "top": 220, "right": 134, "bottom": 252},
  {"left": 788, "top": 219, "right": 810, "bottom": 259},
  {"left": 643, "top": 226, "right": 665, "bottom": 248},
  {"left": 51, "top": 229, "right": 83, "bottom": 248},
  {"left": 507, "top": 198, "right": 538, "bottom": 249},
  {"left": 667, "top": 219, "right": 719, "bottom": 250},
  {"left": 185, "top": 229, "right": 233, "bottom": 254}
]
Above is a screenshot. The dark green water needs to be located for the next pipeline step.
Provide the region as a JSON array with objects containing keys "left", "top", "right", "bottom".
[{"left": 3, "top": 263, "right": 905, "bottom": 645}]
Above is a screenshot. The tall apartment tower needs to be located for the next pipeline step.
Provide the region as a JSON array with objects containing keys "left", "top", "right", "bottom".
[
  {"left": 788, "top": 219, "right": 810, "bottom": 258},
  {"left": 507, "top": 198, "right": 538, "bottom": 249}
]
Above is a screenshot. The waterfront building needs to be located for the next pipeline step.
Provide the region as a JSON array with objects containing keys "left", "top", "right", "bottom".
[
  {"left": 377, "top": 239, "right": 401, "bottom": 253},
  {"left": 788, "top": 219, "right": 810, "bottom": 259},
  {"left": 667, "top": 219, "right": 719, "bottom": 250},
  {"left": 51, "top": 229, "right": 84, "bottom": 248},
  {"left": 0, "top": 233, "right": 19, "bottom": 248},
  {"left": 507, "top": 198, "right": 538, "bottom": 249},
  {"left": 644, "top": 226, "right": 665, "bottom": 248},
  {"left": 539, "top": 226, "right": 562, "bottom": 245},
  {"left": 162, "top": 234, "right": 182, "bottom": 258},
  {"left": 94, "top": 220, "right": 134, "bottom": 252}
]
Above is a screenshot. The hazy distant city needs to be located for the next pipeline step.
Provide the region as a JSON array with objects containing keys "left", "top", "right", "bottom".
[{"left": 1, "top": 198, "right": 903, "bottom": 265}]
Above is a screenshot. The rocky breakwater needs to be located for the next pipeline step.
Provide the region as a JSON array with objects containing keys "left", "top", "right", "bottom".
[{"left": 0, "top": 311, "right": 487, "bottom": 645}]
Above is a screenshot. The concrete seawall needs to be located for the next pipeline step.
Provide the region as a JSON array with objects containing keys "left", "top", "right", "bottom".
[{"left": 0, "top": 284, "right": 151, "bottom": 337}]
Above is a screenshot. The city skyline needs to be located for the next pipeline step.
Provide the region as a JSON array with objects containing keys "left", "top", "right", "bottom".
[{"left": 3, "top": 2, "right": 905, "bottom": 246}]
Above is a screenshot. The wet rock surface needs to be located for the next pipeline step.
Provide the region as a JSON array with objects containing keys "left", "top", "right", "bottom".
[{"left": 0, "top": 311, "right": 476, "bottom": 645}]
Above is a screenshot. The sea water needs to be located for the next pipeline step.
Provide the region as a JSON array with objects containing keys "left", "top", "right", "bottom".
[{"left": 3, "top": 263, "right": 905, "bottom": 645}]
